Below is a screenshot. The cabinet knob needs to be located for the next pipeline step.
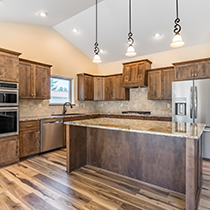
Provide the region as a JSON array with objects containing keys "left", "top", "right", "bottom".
[
  {"left": 31, "top": 94, "right": 34, "bottom": 96},
  {"left": 195, "top": 74, "right": 197, "bottom": 76},
  {"left": 192, "top": 74, "right": 194, "bottom": 76}
]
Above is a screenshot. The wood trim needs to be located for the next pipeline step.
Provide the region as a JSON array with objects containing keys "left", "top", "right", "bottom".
[
  {"left": 77, "top": 73, "right": 123, "bottom": 77},
  {"left": 0, "top": 47, "right": 21, "bottom": 56},
  {"left": 66, "top": 124, "right": 70, "bottom": 173},
  {"left": 19, "top": 58, "right": 52, "bottom": 67},
  {"left": 146, "top": 66, "right": 174, "bottom": 72},
  {"left": 123, "top": 59, "right": 152, "bottom": 65},
  {"left": 173, "top": 57, "right": 210, "bottom": 65}
]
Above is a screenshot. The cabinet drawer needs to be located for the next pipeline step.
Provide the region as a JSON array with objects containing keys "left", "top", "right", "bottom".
[
  {"left": 20, "top": 120, "right": 40, "bottom": 131},
  {"left": 0, "top": 135, "right": 19, "bottom": 167}
]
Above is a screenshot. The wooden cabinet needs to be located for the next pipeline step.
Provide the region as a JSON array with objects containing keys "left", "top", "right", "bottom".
[
  {"left": 0, "top": 135, "right": 19, "bottom": 167},
  {"left": 19, "top": 58, "right": 52, "bottom": 99},
  {"left": 19, "top": 120, "right": 40, "bottom": 158},
  {"left": 173, "top": 58, "right": 210, "bottom": 81},
  {"left": 94, "top": 76, "right": 104, "bottom": 100},
  {"left": 77, "top": 74, "right": 94, "bottom": 101},
  {"left": 122, "top": 59, "right": 152, "bottom": 87},
  {"left": 148, "top": 67, "right": 174, "bottom": 100},
  {"left": 78, "top": 73, "right": 129, "bottom": 101},
  {"left": 0, "top": 48, "right": 21, "bottom": 82},
  {"left": 105, "top": 74, "right": 129, "bottom": 100}
]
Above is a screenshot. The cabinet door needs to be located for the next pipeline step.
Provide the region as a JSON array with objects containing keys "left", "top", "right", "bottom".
[
  {"left": 194, "top": 61, "right": 210, "bottom": 79},
  {"left": 148, "top": 70, "right": 162, "bottom": 100},
  {"left": 0, "top": 53, "right": 19, "bottom": 83},
  {"left": 136, "top": 62, "right": 146, "bottom": 86},
  {"left": 122, "top": 64, "right": 131, "bottom": 85},
  {"left": 19, "top": 62, "right": 35, "bottom": 99},
  {"left": 0, "top": 136, "right": 19, "bottom": 167},
  {"left": 105, "top": 77, "right": 115, "bottom": 100},
  {"left": 161, "top": 68, "right": 174, "bottom": 99},
  {"left": 35, "top": 65, "right": 51, "bottom": 99},
  {"left": 174, "top": 63, "right": 195, "bottom": 81},
  {"left": 94, "top": 77, "right": 104, "bottom": 100},
  {"left": 19, "top": 130, "right": 40, "bottom": 158},
  {"left": 84, "top": 75, "right": 94, "bottom": 100},
  {"left": 115, "top": 75, "right": 127, "bottom": 100}
]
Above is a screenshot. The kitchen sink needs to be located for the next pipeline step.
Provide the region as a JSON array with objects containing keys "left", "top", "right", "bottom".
[{"left": 51, "top": 113, "right": 84, "bottom": 116}]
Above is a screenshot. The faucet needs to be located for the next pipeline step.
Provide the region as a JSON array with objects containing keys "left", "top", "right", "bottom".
[{"left": 63, "top": 102, "right": 73, "bottom": 114}]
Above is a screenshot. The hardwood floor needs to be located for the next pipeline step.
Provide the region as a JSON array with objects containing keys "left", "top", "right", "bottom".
[{"left": 0, "top": 149, "right": 209, "bottom": 210}]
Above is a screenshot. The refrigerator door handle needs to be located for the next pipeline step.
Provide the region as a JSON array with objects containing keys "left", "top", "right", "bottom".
[
  {"left": 194, "top": 86, "right": 197, "bottom": 119},
  {"left": 190, "top": 86, "right": 193, "bottom": 118}
]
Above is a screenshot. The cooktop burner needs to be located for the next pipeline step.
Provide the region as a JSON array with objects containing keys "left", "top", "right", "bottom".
[{"left": 122, "top": 111, "right": 151, "bottom": 115}]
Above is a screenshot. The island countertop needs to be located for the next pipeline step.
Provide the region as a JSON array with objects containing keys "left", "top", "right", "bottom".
[{"left": 64, "top": 117, "right": 205, "bottom": 139}]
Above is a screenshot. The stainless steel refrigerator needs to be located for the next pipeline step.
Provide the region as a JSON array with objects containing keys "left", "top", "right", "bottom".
[{"left": 172, "top": 79, "right": 210, "bottom": 159}]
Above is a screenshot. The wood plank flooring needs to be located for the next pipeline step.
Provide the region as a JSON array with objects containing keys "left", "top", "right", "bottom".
[{"left": 0, "top": 149, "right": 209, "bottom": 210}]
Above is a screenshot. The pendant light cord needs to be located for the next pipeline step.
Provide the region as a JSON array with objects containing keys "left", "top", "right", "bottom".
[
  {"left": 94, "top": 0, "right": 100, "bottom": 55},
  {"left": 96, "top": 0, "right": 98, "bottom": 43},
  {"left": 127, "top": 0, "right": 134, "bottom": 46},
  {"left": 174, "top": 0, "right": 181, "bottom": 34},
  {"left": 129, "top": 0, "right": 131, "bottom": 33}
]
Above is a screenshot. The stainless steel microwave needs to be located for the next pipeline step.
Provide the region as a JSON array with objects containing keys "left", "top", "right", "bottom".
[{"left": 0, "top": 81, "right": 19, "bottom": 106}]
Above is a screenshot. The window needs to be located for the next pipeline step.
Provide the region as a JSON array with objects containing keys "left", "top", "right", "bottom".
[{"left": 50, "top": 76, "right": 73, "bottom": 104}]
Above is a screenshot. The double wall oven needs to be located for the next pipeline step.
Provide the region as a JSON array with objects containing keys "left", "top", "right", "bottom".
[{"left": 0, "top": 81, "right": 19, "bottom": 137}]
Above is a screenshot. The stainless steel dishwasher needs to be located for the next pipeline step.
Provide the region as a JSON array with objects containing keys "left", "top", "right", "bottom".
[{"left": 40, "top": 119, "right": 64, "bottom": 152}]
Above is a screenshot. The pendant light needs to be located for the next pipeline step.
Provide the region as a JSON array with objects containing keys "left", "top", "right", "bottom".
[
  {"left": 92, "top": 0, "right": 102, "bottom": 63},
  {"left": 125, "top": 0, "right": 136, "bottom": 57},
  {"left": 171, "top": 0, "right": 185, "bottom": 48}
]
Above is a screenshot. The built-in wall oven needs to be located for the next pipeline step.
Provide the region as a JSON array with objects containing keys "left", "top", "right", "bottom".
[{"left": 0, "top": 81, "right": 19, "bottom": 137}]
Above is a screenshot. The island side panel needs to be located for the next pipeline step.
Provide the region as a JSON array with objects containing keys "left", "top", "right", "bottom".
[
  {"left": 86, "top": 127, "right": 186, "bottom": 194},
  {"left": 67, "top": 125, "right": 87, "bottom": 173},
  {"left": 186, "top": 137, "right": 203, "bottom": 210}
]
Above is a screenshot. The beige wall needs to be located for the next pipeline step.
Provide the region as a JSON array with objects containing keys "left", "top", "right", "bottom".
[
  {"left": 98, "top": 42, "right": 210, "bottom": 75},
  {"left": 0, "top": 21, "right": 99, "bottom": 117},
  {"left": 95, "top": 42, "right": 210, "bottom": 116}
]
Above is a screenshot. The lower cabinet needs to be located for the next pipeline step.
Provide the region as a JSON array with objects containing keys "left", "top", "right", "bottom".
[
  {"left": 19, "top": 120, "right": 40, "bottom": 158},
  {"left": 0, "top": 135, "right": 19, "bottom": 167}
]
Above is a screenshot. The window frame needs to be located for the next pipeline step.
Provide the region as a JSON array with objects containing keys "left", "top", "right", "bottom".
[{"left": 49, "top": 75, "right": 74, "bottom": 106}]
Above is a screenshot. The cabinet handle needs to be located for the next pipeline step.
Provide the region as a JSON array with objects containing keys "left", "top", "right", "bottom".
[{"left": 26, "top": 125, "right": 34, "bottom": 128}]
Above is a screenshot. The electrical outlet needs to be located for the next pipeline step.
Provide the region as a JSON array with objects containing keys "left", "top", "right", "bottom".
[
  {"left": 167, "top": 103, "right": 171, "bottom": 108},
  {"left": 101, "top": 103, "right": 103, "bottom": 107},
  {"left": 39, "top": 103, "right": 42, "bottom": 108},
  {"left": 121, "top": 103, "right": 123, "bottom": 107}
]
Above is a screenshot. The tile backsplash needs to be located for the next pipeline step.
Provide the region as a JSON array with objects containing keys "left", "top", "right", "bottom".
[{"left": 19, "top": 87, "right": 172, "bottom": 118}]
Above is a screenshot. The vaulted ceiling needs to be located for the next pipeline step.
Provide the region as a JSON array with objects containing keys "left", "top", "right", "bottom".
[{"left": 0, "top": 0, "right": 209, "bottom": 63}]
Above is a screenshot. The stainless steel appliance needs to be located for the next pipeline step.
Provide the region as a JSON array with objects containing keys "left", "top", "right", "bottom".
[
  {"left": 0, "top": 81, "right": 19, "bottom": 106},
  {"left": 40, "top": 119, "right": 64, "bottom": 152},
  {"left": 172, "top": 79, "right": 210, "bottom": 159},
  {"left": 0, "top": 81, "right": 19, "bottom": 137}
]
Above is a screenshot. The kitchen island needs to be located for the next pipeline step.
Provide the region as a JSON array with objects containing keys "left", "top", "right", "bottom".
[{"left": 65, "top": 118, "right": 205, "bottom": 210}]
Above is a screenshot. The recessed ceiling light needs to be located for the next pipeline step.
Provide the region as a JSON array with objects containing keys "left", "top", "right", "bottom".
[
  {"left": 100, "top": 49, "right": 106, "bottom": 53},
  {"left": 39, "top": 12, "right": 47, "bottom": 17},
  {"left": 72, "top": 28, "right": 79, "bottom": 34},
  {"left": 154, "top": 33, "right": 161, "bottom": 38}
]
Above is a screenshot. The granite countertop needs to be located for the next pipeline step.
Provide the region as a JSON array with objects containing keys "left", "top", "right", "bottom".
[
  {"left": 19, "top": 113, "right": 171, "bottom": 122},
  {"left": 64, "top": 117, "right": 205, "bottom": 139},
  {"left": 19, "top": 113, "right": 96, "bottom": 122}
]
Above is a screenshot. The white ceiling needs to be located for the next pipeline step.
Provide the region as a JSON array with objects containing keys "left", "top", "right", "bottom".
[{"left": 0, "top": 0, "right": 210, "bottom": 63}]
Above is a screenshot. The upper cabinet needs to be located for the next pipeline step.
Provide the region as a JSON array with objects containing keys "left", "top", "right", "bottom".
[
  {"left": 0, "top": 48, "right": 21, "bottom": 83},
  {"left": 147, "top": 66, "right": 174, "bottom": 100},
  {"left": 122, "top": 59, "right": 152, "bottom": 88},
  {"left": 173, "top": 58, "right": 210, "bottom": 81},
  {"left": 19, "top": 58, "right": 52, "bottom": 99},
  {"left": 77, "top": 73, "right": 129, "bottom": 101},
  {"left": 77, "top": 74, "right": 94, "bottom": 101}
]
